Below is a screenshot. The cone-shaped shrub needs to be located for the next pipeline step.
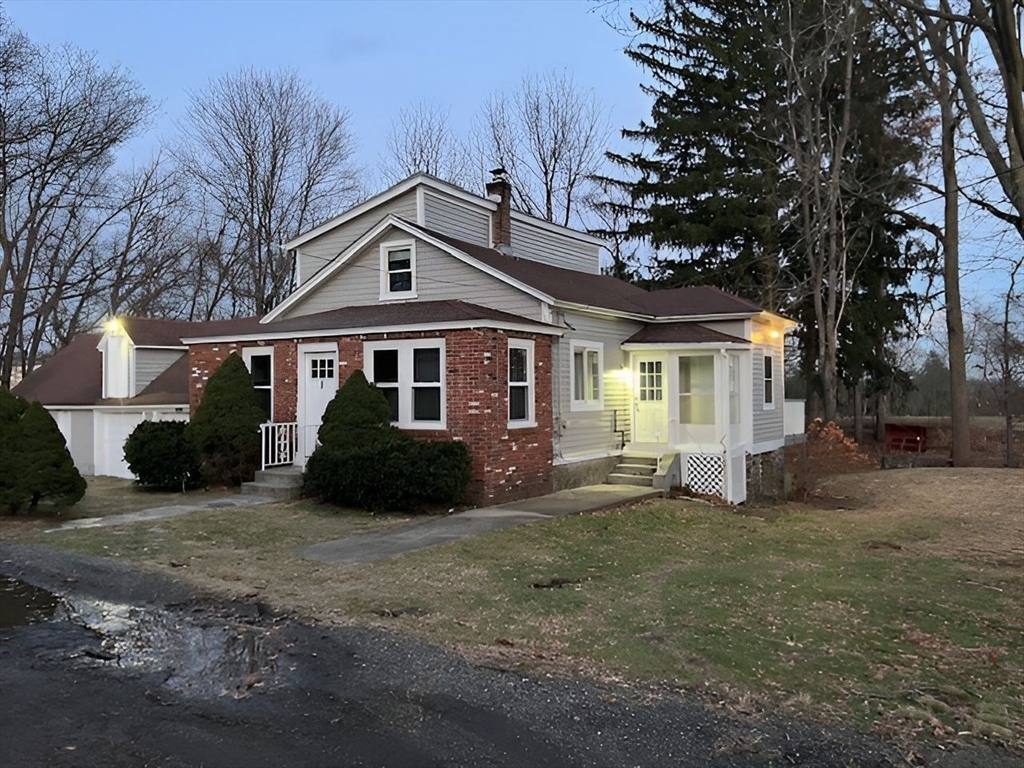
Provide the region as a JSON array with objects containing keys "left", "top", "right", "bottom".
[
  {"left": 317, "top": 369, "right": 392, "bottom": 449},
  {"left": 185, "top": 353, "right": 265, "bottom": 486},
  {"left": 2, "top": 400, "right": 86, "bottom": 514},
  {"left": 124, "top": 420, "right": 200, "bottom": 490},
  {"left": 0, "top": 389, "right": 29, "bottom": 514}
]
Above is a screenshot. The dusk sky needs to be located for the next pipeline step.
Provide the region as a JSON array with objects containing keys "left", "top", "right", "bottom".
[
  {"left": 5, "top": 0, "right": 1010, "bottom": 302},
  {"left": 5, "top": 0, "right": 647, "bottom": 181}
]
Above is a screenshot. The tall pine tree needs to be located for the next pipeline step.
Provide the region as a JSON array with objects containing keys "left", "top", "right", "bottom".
[{"left": 605, "top": 0, "right": 933, "bottom": 421}]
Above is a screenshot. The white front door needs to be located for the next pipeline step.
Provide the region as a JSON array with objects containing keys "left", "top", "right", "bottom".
[
  {"left": 633, "top": 355, "right": 667, "bottom": 443},
  {"left": 300, "top": 350, "right": 338, "bottom": 462}
]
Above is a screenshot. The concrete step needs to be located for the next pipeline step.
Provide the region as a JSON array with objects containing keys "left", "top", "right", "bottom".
[
  {"left": 612, "top": 463, "right": 657, "bottom": 477},
  {"left": 605, "top": 473, "right": 654, "bottom": 487},
  {"left": 253, "top": 468, "right": 304, "bottom": 487},
  {"left": 241, "top": 481, "right": 302, "bottom": 500},
  {"left": 620, "top": 455, "right": 658, "bottom": 467}
]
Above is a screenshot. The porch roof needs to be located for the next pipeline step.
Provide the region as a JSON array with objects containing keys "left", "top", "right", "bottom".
[{"left": 623, "top": 323, "right": 749, "bottom": 345}]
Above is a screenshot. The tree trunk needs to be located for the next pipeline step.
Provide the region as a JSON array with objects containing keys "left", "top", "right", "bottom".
[
  {"left": 874, "top": 391, "right": 888, "bottom": 443},
  {"left": 938, "top": 55, "right": 972, "bottom": 467},
  {"left": 853, "top": 380, "right": 864, "bottom": 444}
]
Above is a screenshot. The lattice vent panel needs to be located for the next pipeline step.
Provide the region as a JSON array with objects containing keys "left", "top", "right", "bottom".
[{"left": 687, "top": 454, "right": 724, "bottom": 496}]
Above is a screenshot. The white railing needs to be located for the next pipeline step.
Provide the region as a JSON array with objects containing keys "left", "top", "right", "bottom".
[{"left": 261, "top": 422, "right": 298, "bottom": 471}]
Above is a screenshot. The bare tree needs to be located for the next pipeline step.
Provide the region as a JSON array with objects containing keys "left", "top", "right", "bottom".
[
  {"left": 379, "top": 102, "right": 475, "bottom": 189},
  {"left": 887, "top": 0, "right": 1021, "bottom": 463},
  {"left": 893, "top": 0, "right": 1022, "bottom": 235},
  {"left": 0, "top": 12, "right": 156, "bottom": 387},
  {"left": 475, "top": 70, "right": 610, "bottom": 227},
  {"left": 174, "top": 68, "right": 360, "bottom": 316}
]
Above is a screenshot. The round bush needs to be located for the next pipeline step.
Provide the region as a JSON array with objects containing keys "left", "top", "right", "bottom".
[{"left": 124, "top": 420, "right": 200, "bottom": 490}]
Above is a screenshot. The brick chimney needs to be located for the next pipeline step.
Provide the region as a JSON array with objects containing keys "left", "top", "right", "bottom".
[{"left": 485, "top": 167, "right": 512, "bottom": 254}]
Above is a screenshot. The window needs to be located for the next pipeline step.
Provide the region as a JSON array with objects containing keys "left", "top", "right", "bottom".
[
  {"left": 508, "top": 339, "right": 535, "bottom": 427},
  {"left": 380, "top": 240, "right": 416, "bottom": 299},
  {"left": 364, "top": 339, "right": 444, "bottom": 428},
  {"left": 678, "top": 355, "right": 715, "bottom": 425},
  {"left": 242, "top": 348, "right": 273, "bottom": 422},
  {"left": 638, "top": 359, "right": 663, "bottom": 402},
  {"left": 570, "top": 341, "right": 603, "bottom": 410},
  {"left": 763, "top": 354, "right": 775, "bottom": 409}
]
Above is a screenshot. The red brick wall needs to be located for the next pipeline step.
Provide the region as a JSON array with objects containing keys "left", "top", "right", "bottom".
[{"left": 187, "top": 329, "right": 554, "bottom": 505}]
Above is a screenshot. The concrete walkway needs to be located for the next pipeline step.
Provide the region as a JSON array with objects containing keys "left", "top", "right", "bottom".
[
  {"left": 45, "top": 495, "right": 273, "bottom": 533},
  {"left": 297, "top": 484, "right": 661, "bottom": 565}
]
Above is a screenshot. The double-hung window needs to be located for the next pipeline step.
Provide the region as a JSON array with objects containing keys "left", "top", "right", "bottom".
[
  {"left": 763, "top": 354, "right": 775, "bottom": 409},
  {"left": 242, "top": 348, "right": 274, "bottom": 422},
  {"left": 570, "top": 340, "right": 603, "bottom": 411},
  {"left": 508, "top": 339, "right": 535, "bottom": 427},
  {"left": 678, "top": 355, "right": 715, "bottom": 425},
  {"left": 365, "top": 339, "right": 444, "bottom": 428},
  {"left": 380, "top": 240, "right": 416, "bottom": 299}
]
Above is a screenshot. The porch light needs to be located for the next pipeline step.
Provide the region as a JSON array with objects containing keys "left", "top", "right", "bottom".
[
  {"left": 104, "top": 317, "right": 124, "bottom": 336},
  {"left": 769, "top": 329, "right": 781, "bottom": 340}
]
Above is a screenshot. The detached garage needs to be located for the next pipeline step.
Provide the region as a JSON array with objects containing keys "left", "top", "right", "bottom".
[
  {"left": 12, "top": 317, "right": 260, "bottom": 479},
  {"left": 12, "top": 329, "right": 191, "bottom": 478}
]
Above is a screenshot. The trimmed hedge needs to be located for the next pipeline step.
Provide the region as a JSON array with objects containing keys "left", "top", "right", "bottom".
[
  {"left": 123, "top": 420, "right": 200, "bottom": 490},
  {"left": 303, "top": 435, "right": 471, "bottom": 512}
]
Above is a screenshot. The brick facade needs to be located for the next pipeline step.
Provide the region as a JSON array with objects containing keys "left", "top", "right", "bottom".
[{"left": 187, "top": 329, "right": 554, "bottom": 505}]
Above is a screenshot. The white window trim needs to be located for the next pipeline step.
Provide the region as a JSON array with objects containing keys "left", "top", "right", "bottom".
[
  {"left": 569, "top": 339, "right": 604, "bottom": 412},
  {"left": 364, "top": 339, "right": 445, "bottom": 429},
  {"left": 763, "top": 353, "right": 775, "bottom": 410},
  {"left": 379, "top": 239, "right": 417, "bottom": 301},
  {"left": 508, "top": 338, "right": 536, "bottom": 429},
  {"left": 242, "top": 346, "right": 274, "bottom": 423}
]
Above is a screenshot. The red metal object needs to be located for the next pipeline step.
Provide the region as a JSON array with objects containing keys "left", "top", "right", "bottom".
[{"left": 884, "top": 424, "right": 928, "bottom": 453}]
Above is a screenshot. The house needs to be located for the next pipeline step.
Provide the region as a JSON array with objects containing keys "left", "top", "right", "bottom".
[
  {"left": 180, "top": 172, "right": 803, "bottom": 504},
  {"left": 12, "top": 316, "right": 259, "bottom": 478}
]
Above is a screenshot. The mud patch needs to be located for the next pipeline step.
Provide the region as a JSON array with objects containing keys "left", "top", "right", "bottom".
[{"left": 0, "top": 574, "right": 61, "bottom": 627}]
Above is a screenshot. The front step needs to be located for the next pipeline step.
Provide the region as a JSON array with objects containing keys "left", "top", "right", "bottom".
[
  {"left": 605, "top": 454, "right": 659, "bottom": 487},
  {"left": 242, "top": 467, "right": 303, "bottom": 500}
]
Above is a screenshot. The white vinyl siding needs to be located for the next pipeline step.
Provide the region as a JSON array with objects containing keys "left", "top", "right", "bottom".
[
  {"left": 422, "top": 190, "right": 490, "bottom": 246},
  {"left": 295, "top": 189, "right": 419, "bottom": 286},
  {"left": 282, "top": 231, "right": 544, "bottom": 321},
  {"left": 555, "top": 311, "right": 642, "bottom": 459},
  {"left": 510, "top": 218, "right": 601, "bottom": 274},
  {"left": 752, "top": 339, "right": 784, "bottom": 445},
  {"left": 133, "top": 349, "right": 184, "bottom": 395}
]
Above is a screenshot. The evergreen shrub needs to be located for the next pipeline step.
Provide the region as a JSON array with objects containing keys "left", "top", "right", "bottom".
[
  {"left": 184, "top": 353, "right": 265, "bottom": 486},
  {"left": 1, "top": 391, "right": 86, "bottom": 515},
  {"left": 123, "top": 420, "right": 200, "bottom": 490},
  {"left": 304, "top": 371, "right": 472, "bottom": 512}
]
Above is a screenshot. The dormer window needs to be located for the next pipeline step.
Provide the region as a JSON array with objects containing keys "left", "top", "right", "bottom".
[{"left": 380, "top": 240, "right": 416, "bottom": 299}]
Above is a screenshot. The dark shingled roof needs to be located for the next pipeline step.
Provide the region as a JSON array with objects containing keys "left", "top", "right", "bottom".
[
  {"left": 13, "top": 317, "right": 262, "bottom": 407},
  {"left": 624, "top": 323, "right": 749, "bottom": 345},
  {"left": 12, "top": 334, "right": 104, "bottom": 406},
  {"left": 122, "top": 316, "right": 263, "bottom": 346},
  {"left": 252, "top": 299, "right": 556, "bottom": 336},
  {"left": 417, "top": 224, "right": 765, "bottom": 318}
]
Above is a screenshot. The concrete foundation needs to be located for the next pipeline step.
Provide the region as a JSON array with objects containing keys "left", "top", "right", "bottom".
[
  {"left": 552, "top": 455, "right": 621, "bottom": 491},
  {"left": 746, "top": 447, "right": 786, "bottom": 502}
]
